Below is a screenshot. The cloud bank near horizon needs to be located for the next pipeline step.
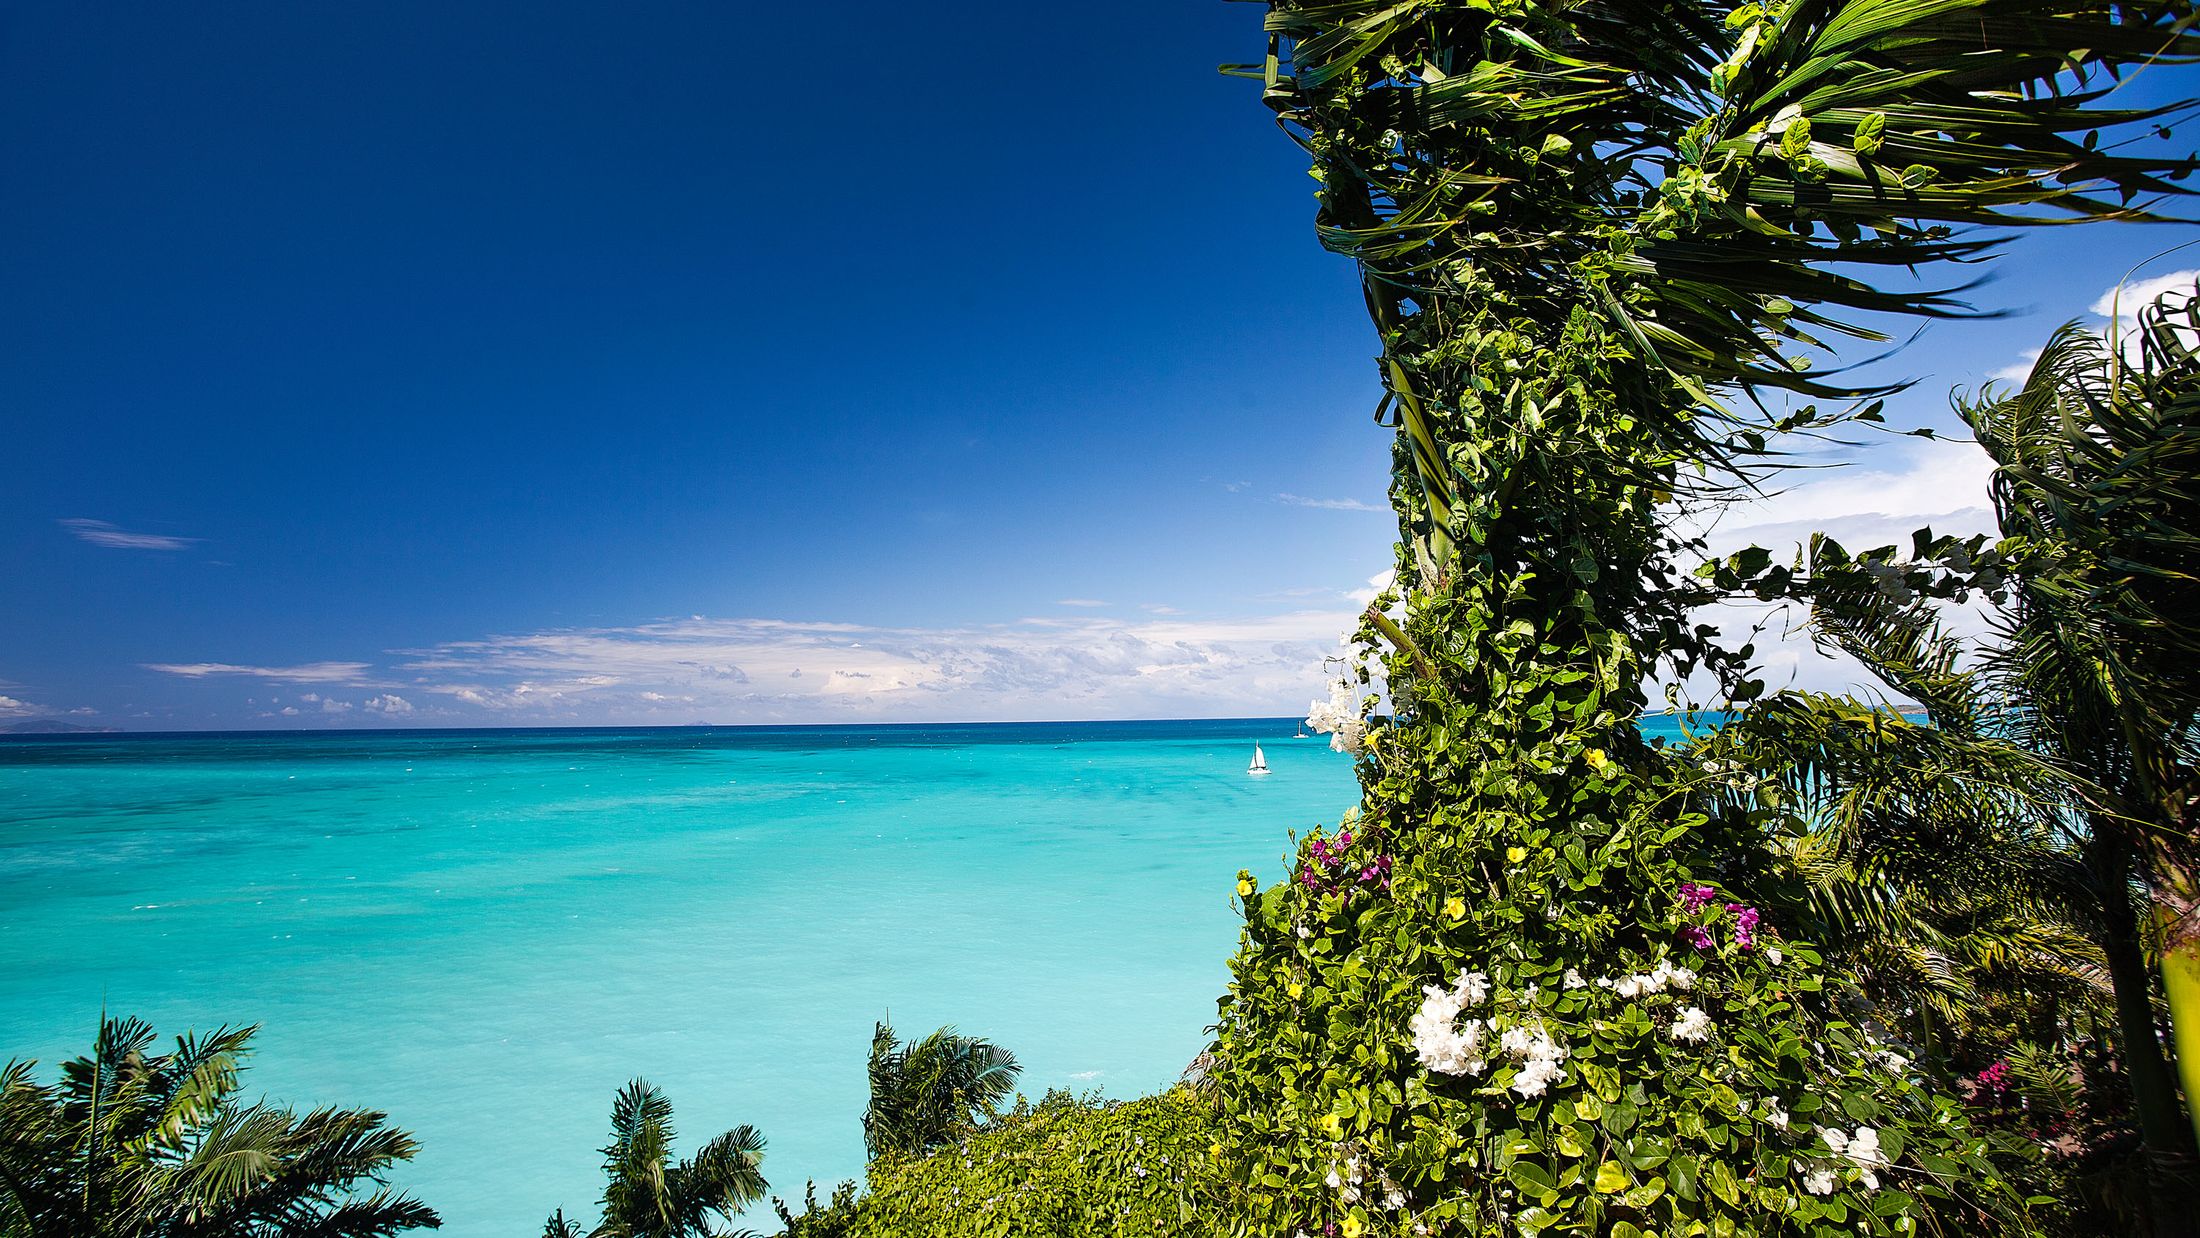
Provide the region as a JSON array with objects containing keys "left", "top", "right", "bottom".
[
  {"left": 129, "top": 438, "right": 1992, "bottom": 728},
  {"left": 145, "top": 608, "right": 1370, "bottom": 725}
]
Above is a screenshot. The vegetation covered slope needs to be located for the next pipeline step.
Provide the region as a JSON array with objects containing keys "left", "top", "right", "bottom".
[{"left": 1208, "top": 1, "right": 2199, "bottom": 1235}]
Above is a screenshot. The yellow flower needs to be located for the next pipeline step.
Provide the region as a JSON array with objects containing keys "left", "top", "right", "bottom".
[
  {"left": 1287, "top": 980, "right": 1304, "bottom": 999},
  {"left": 1237, "top": 875, "right": 1256, "bottom": 897},
  {"left": 1342, "top": 1215, "right": 1364, "bottom": 1238},
  {"left": 1443, "top": 895, "right": 1466, "bottom": 922},
  {"left": 1585, "top": 747, "right": 1615, "bottom": 775},
  {"left": 1209, "top": 1141, "right": 1223, "bottom": 1158},
  {"left": 1320, "top": 1113, "right": 1343, "bottom": 1138},
  {"left": 1506, "top": 845, "right": 1527, "bottom": 864}
]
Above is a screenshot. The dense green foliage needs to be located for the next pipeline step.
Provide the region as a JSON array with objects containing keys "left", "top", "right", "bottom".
[
  {"left": 860, "top": 1023, "right": 1020, "bottom": 1162},
  {"left": 0, "top": 1016, "right": 437, "bottom": 1238},
  {"left": 836, "top": 1088, "right": 1241, "bottom": 1238},
  {"left": 543, "top": 1081, "right": 767, "bottom": 1238},
  {"left": 1703, "top": 282, "right": 2200, "bottom": 1231},
  {"left": 1212, "top": 0, "right": 2197, "bottom": 1234}
]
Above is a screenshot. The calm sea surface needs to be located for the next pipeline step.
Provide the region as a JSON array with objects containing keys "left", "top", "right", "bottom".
[{"left": 0, "top": 720, "right": 1365, "bottom": 1234}]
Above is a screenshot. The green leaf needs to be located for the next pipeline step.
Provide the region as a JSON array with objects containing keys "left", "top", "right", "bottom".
[
  {"left": 1707, "top": 1159, "right": 1741, "bottom": 1207},
  {"left": 1508, "top": 1160, "right": 1559, "bottom": 1198},
  {"left": 1852, "top": 111, "right": 1886, "bottom": 158},
  {"left": 1595, "top": 1160, "right": 1629, "bottom": 1193}
]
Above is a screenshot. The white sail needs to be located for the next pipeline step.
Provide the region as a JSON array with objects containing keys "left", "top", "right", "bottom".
[{"left": 1249, "top": 744, "right": 1270, "bottom": 774}]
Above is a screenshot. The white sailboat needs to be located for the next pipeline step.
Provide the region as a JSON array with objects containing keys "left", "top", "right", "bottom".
[{"left": 1248, "top": 744, "right": 1271, "bottom": 775}]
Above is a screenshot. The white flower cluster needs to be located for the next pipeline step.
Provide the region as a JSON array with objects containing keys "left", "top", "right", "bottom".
[
  {"left": 1595, "top": 958, "right": 1696, "bottom": 998},
  {"left": 1409, "top": 971, "right": 1490, "bottom": 1076},
  {"left": 1409, "top": 968, "right": 1574, "bottom": 1097},
  {"left": 1670, "top": 1006, "right": 1714, "bottom": 1043},
  {"left": 1802, "top": 1125, "right": 1888, "bottom": 1194},
  {"left": 1323, "top": 1148, "right": 1408, "bottom": 1212},
  {"left": 1305, "top": 677, "right": 1367, "bottom": 756},
  {"left": 1498, "top": 1025, "right": 1570, "bottom": 1098}
]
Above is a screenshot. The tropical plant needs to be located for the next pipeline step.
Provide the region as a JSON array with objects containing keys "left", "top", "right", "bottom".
[
  {"left": 1967, "top": 287, "right": 2200, "bottom": 1148},
  {"left": 846, "top": 1087, "right": 1241, "bottom": 1237},
  {"left": 859, "top": 1023, "right": 1020, "bottom": 1162},
  {"left": 1705, "top": 281, "right": 2200, "bottom": 1229},
  {"left": 767, "top": 1180, "right": 859, "bottom": 1238},
  {"left": 1213, "top": 0, "right": 2197, "bottom": 1233},
  {"left": 543, "top": 1080, "right": 766, "bottom": 1238},
  {"left": 0, "top": 1015, "right": 438, "bottom": 1237}
]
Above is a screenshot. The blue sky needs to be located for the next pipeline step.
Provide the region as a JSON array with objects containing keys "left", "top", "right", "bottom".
[{"left": 3, "top": 3, "right": 2194, "bottom": 728}]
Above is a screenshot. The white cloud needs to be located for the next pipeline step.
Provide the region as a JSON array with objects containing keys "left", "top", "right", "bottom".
[
  {"left": 1056, "top": 598, "right": 1109, "bottom": 608},
  {"left": 144, "top": 661, "right": 373, "bottom": 683},
  {"left": 2091, "top": 267, "right": 2200, "bottom": 334},
  {"left": 1989, "top": 269, "right": 2200, "bottom": 383},
  {"left": 359, "top": 608, "right": 1365, "bottom": 723},
  {"left": 1674, "top": 437, "right": 2001, "bottom": 699},
  {"left": 1987, "top": 348, "right": 2041, "bottom": 385},
  {"left": 59, "top": 518, "right": 198, "bottom": 551},
  {"left": 363, "top": 694, "right": 414, "bottom": 714},
  {"left": 1345, "top": 569, "right": 1397, "bottom": 607},
  {"left": 1704, "top": 437, "right": 1995, "bottom": 551},
  {"left": 320, "top": 698, "right": 353, "bottom": 713},
  {"left": 0, "top": 694, "right": 41, "bottom": 717},
  {"left": 1278, "top": 493, "right": 1384, "bottom": 513}
]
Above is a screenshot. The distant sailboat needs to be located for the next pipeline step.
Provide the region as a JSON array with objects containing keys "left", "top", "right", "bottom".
[
  {"left": 1295, "top": 722, "right": 1307, "bottom": 739},
  {"left": 1248, "top": 744, "right": 1271, "bottom": 775}
]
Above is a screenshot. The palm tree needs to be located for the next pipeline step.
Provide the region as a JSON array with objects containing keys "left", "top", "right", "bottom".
[
  {"left": 1716, "top": 283, "right": 2200, "bottom": 1224},
  {"left": 542, "top": 1081, "right": 765, "bottom": 1238},
  {"left": 1965, "top": 289, "right": 2200, "bottom": 1119},
  {"left": 859, "top": 1023, "right": 1019, "bottom": 1161},
  {"left": 0, "top": 1015, "right": 438, "bottom": 1237}
]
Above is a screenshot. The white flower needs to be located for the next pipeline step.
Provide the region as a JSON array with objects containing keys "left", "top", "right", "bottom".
[
  {"left": 1803, "top": 1166, "right": 1837, "bottom": 1195},
  {"left": 1383, "top": 1185, "right": 1406, "bottom": 1210},
  {"left": 1653, "top": 961, "right": 1696, "bottom": 990},
  {"left": 1671, "top": 1006, "right": 1714, "bottom": 1043},
  {"left": 1511, "top": 1056, "right": 1567, "bottom": 1098},
  {"left": 1563, "top": 969, "right": 1586, "bottom": 989},
  {"left": 1877, "top": 1049, "right": 1910, "bottom": 1074},
  {"left": 1499, "top": 1026, "right": 1534, "bottom": 1058},
  {"left": 1594, "top": 975, "right": 1614, "bottom": 989},
  {"left": 1767, "top": 947, "right": 1784, "bottom": 966},
  {"left": 1325, "top": 1169, "right": 1343, "bottom": 1190},
  {"left": 1523, "top": 982, "right": 1540, "bottom": 1001},
  {"left": 1454, "top": 971, "right": 1491, "bottom": 1005},
  {"left": 1766, "top": 1102, "right": 1790, "bottom": 1130},
  {"left": 1306, "top": 678, "right": 1368, "bottom": 755},
  {"left": 1297, "top": 924, "right": 1312, "bottom": 939},
  {"left": 1614, "top": 976, "right": 1644, "bottom": 999},
  {"left": 1132, "top": 1163, "right": 1147, "bottom": 1178},
  {"left": 1410, "top": 985, "right": 1488, "bottom": 1076}
]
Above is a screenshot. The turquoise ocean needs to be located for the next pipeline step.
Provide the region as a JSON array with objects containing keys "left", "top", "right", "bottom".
[
  {"left": 0, "top": 720, "right": 1364, "bottom": 1234},
  {"left": 1, "top": 715, "right": 1693, "bottom": 1232}
]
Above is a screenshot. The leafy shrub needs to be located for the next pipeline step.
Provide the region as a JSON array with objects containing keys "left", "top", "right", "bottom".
[
  {"left": 1191, "top": 0, "right": 2198, "bottom": 1229},
  {"left": 773, "top": 1180, "right": 862, "bottom": 1238},
  {"left": 840, "top": 1087, "right": 1247, "bottom": 1237}
]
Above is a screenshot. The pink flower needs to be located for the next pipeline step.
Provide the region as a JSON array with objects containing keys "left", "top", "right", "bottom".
[
  {"left": 1678, "top": 883, "right": 1718, "bottom": 912},
  {"left": 1727, "top": 904, "right": 1761, "bottom": 948},
  {"left": 1685, "top": 926, "right": 1715, "bottom": 950}
]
